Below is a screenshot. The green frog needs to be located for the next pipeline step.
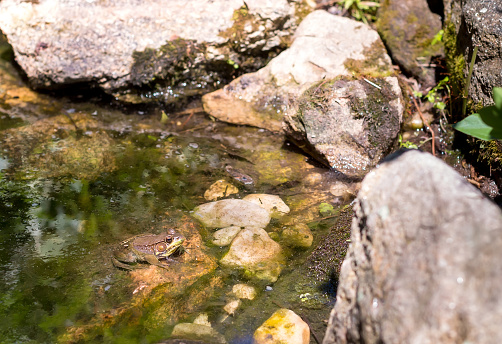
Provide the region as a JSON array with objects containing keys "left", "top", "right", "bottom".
[{"left": 112, "top": 229, "right": 185, "bottom": 270}]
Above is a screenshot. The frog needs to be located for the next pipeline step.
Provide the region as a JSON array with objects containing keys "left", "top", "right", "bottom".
[{"left": 112, "top": 228, "right": 185, "bottom": 270}]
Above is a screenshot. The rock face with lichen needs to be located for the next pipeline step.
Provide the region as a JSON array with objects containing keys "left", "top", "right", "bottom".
[
  {"left": 376, "top": 0, "right": 443, "bottom": 87},
  {"left": 202, "top": 10, "right": 394, "bottom": 132},
  {"left": 444, "top": 0, "right": 502, "bottom": 106},
  {"left": 323, "top": 150, "right": 502, "bottom": 344},
  {"left": 0, "top": 0, "right": 302, "bottom": 104},
  {"left": 284, "top": 77, "right": 403, "bottom": 178}
]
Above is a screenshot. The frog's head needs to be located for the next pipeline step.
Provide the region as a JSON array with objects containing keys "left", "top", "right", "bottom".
[{"left": 154, "top": 229, "right": 185, "bottom": 259}]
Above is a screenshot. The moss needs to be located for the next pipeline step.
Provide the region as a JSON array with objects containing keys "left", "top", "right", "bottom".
[
  {"left": 443, "top": 18, "right": 465, "bottom": 102},
  {"left": 344, "top": 40, "right": 394, "bottom": 78}
]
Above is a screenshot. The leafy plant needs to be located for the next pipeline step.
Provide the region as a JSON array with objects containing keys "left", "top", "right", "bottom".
[
  {"left": 335, "top": 0, "right": 380, "bottom": 24},
  {"left": 398, "top": 134, "right": 418, "bottom": 149},
  {"left": 413, "top": 77, "right": 450, "bottom": 111},
  {"left": 453, "top": 87, "right": 502, "bottom": 141}
]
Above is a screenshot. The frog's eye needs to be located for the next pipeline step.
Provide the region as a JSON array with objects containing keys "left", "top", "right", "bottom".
[{"left": 156, "top": 242, "right": 167, "bottom": 252}]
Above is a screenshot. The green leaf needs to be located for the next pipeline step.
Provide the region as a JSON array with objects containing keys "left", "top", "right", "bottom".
[
  {"left": 453, "top": 113, "right": 499, "bottom": 141},
  {"left": 493, "top": 87, "right": 502, "bottom": 110}
]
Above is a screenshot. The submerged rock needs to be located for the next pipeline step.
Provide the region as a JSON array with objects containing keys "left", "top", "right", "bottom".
[
  {"left": 220, "top": 226, "right": 283, "bottom": 283},
  {"left": 192, "top": 199, "right": 271, "bottom": 229},
  {"left": 281, "top": 223, "right": 313, "bottom": 248},
  {"left": 284, "top": 77, "right": 403, "bottom": 178},
  {"left": 212, "top": 226, "right": 242, "bottom": 247},
  {"left": 202, "top": 10, "right": 393, "bottom": 132},
  {"left": 171, "top": 323, "right": 227, "bottom": 344},
  {"left": 253, "top": 308, "right": 310, "bottom": 344},
  {"left": 0, "top": 0, "right": 300, "bottom": 104},
  {"left": 204, "top": 180, "right": 239, "bottom": 201},
  {"left": 323, "top": 150, "right": 502, "bottom": 344}
]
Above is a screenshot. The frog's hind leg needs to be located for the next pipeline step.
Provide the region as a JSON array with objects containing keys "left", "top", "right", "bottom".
[
  {"left": 112, "top": 257, "right": 147, "bottom": 271},
  {"left": 144, "top": 255, "right": 172, "bottom": 270}
]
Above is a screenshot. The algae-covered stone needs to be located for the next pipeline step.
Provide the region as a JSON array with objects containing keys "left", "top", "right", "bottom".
[
  {"left": 212, "top": 226, "right": 243, "bottom": 246},
  {"left": 376, "top": 0, "right": 443, "bottom": 87},
  {"left": 282, "top": 223, "right": 313, "bottom": 248},
  {"left": 242, "top": 194, "right": 290, "bottom": 217},
  {"left": 203, "top": 10, "right": 393, "bottom": 132},
  {"left": 220, "top": 227, "right": 283, "bottom": 283},
  {"left": 253, "top": 308, "right": 310, "bottom": 344},
  {"left": 0, "top": 0, "right": 299, "bottom": 104},
  {"left": 204, "top": 179, "right": 239, "bottom": 201},
  {"left": 171, "top": 323, "right": 227, "bottom": 344},
  {"left": 192, "top": 199, "right": 271, "bottom": 229},
  {"left": 284, "top": 77, "right": 403, "bottom": 178}
]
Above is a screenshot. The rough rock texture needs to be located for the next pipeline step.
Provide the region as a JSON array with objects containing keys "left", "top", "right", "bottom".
[
  {"left": 444, "top": 0, "right": 502, "bottom": 105},
  {"left": 203, "top": 10, "right": 393, "bottom": 132},
  {"left": 376, "top": 0, "right": 443, "bottom": 87},
  {"left": 323, "top": 150, "right": 502, "bottom": 344},
  {"left": 284, "top": 77, "right": 403, "bottom": 178},
  {"left": 0, "top": 0, "right": 300, "bottom": 104}
]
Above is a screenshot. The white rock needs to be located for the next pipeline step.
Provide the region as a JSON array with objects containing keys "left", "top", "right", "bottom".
[
  {"left": 220, "top": 227, "right": 283, "bottom": 282},
  {"left": 242, "top": 194, "right": 290, "bottom": 216},
  {"left": 223, "top": 298, "right": 241, "bottom": 315},
  {"left": 192, "top": 199, "right": 271, "bottom": 229},
  {"left": 212, "top": 226, "right": 243, "bottom": 246},
  {"left": 253, "top": 308, "right": 310, "bottom": 344}
]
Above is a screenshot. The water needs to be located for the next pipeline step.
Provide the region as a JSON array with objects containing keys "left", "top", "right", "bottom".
[{"left": 0, "top": 50, "right": 351, "bottom": 343}]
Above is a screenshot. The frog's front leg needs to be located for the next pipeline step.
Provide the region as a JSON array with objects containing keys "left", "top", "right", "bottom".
[{"left": 143, "top": 254, "right": 171, "bottom": 269}]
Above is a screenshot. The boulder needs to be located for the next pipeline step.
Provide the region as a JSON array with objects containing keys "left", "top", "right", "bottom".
[
  {"left": 376, "top": 0, "right": 443, "bottom": 87},
  {"left": 284, "top": 77, "right": 403, "bottom": 178},
  {"left": 444, "top": 0, "right": 502, "bottom": 105},
  {"left": 254, "top": 308, "right": 310, "bottom": 344},
  {"left": 192, "top": 199, "right": 271, "bottom": 229},
  {"left": 202, "top": 10, "right": 394, "bottom": 132},
  {"left": 220, "top": 226, "right": 283, "bottom": 282},
  {"left": 323, "top": 150, "right": 502, "bottom": 344},
  {"left": 0, "top": 0, "right": 300, "bottom": 104}
]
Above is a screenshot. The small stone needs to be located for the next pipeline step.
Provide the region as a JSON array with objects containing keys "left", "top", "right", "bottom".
[
  {"left": 242, "top": 194, "right": 290, "bottom": 216},
  {"left": 223, "top": 298, "right": 241, "bottom": 315},
  {"left": 282, "top": 223, "right": 313, "bottom": 248},
  {"left": 193, "top": 313, "right": 211, "bottom": 327},
  {"left": 231, "top": 284, "right": 257, "bottom": 300},
  {"left": 212, "top": 226, "right": 242, "bottom": 246},
  {"left": 204, "top": 179, "right": 238, "bottom": 201},
  {"left": 253, "top": 308, "right": 310, "bottom": 344},
  {"left": 171, "top": 323, "right": 226, "bottom": 344}
]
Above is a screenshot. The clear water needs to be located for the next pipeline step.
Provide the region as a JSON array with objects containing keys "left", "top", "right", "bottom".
[{"left": 0, "top": 50, "right": 349, "bottom": 344}]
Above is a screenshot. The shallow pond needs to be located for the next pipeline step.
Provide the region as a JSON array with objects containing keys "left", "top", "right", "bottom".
[{"left": 0, "top": 50, "right": 352, "bottom": 343}]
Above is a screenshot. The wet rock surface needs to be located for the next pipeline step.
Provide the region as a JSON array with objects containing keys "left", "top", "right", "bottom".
[
  {"left": 323, "top": 150, "right": 502, "bottom": 344},
  {"left": 253, "top": 308, "right": 310, "bottom": 344},
  {"left": 203, "top": 10, "right": 393, "bottom": 132},
  {"left": 284, "top": 77, "right": 403, "bottom": 178},
  {"left": 0, "top": 0, "right": 300, "bottom": 104},
  {"left": 376, "top": 0, "right": 443, "bottom": 87}
]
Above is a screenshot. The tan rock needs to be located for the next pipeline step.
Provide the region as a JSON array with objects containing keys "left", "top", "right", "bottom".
[
  {"left": 253, "top": 308, "right": 310, "bottom": 344},
  {"left": 242, "top": 194, "right": 290, "bottom": 216},
  {"left": 231, "top": 283, "right": 257, "bottom": 300},
  {"left": 212, "top": 226, "right": 243, "bottom": 246},
  {"left": 282, "top": 223, "right": 313, "bottom": 248},
  {"left": 204, "top": 179, "right": 239, "bottom": 201}
]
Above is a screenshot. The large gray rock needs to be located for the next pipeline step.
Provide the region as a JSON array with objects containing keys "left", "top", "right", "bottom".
[
  {"left": 284, "top": 77, "right": 403, "bottom": 178},
  {"left": 444, "top": 0, "right": 502, "bottom": 105},
  {"left": 323, "top": 150, "right": 502, "bottom": 344},
  {"left": 202, "top": 10, "right": 394, "bottom": 132},
  {"left": 376, "top": 0, "right": 443, "bottom": 87},
  {"left": 0, "top": 0, "right": 300, "bottom": 104}
]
